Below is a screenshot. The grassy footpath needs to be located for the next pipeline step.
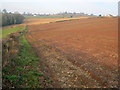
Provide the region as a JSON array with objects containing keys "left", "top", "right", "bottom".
[
  {"left": 2, "top": 26, "right": 25, "bottom": 38},
  {"left": 2, "top": 26, "right": 53, "bottom": 88}
]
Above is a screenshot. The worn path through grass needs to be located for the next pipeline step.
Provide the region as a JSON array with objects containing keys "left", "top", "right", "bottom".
[{"left": 2, "top": 29, "right": 54, "bottom": 88}]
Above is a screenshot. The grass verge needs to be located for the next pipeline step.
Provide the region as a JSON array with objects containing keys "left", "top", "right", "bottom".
[
  {"left": 2, "top": 26, "right": 25, "bottom": 38},
  {"left": 2, "top": 34, "right": 53, "bottom": 88}
]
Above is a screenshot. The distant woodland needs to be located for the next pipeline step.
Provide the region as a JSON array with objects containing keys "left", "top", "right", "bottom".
[{"left": 1, "top": 9, "right": 24, "bottom": 26}]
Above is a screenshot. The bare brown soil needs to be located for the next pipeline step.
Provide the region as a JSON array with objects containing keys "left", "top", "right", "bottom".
[{"left": 26, "top": 17, "right": 118, "bottom": 88}]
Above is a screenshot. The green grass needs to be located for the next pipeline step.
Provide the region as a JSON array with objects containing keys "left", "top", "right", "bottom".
[
  {"left": 56, "top": 19, "right": 79, "bottom": 23},
  {"left": 3, "top": 35, "right": 53, "bottom": 88},
  {"left": 2, "top": 26, "right": 25, "bottom": 38},
  {"left": 24, "top": 15, "right": 72, "bottom": 19}
]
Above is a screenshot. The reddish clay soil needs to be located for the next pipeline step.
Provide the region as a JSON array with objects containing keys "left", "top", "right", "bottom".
[{"left": 26, "top": 17, "right": 118, "bottom": 88}]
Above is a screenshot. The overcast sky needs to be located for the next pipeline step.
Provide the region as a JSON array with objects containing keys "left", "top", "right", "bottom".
[{"left": 0, "top": 0, "right": 119, "bottom": 16}]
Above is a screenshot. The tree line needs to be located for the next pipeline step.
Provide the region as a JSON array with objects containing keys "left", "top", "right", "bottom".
[{"left": 2, "top": 9, "right": 24, "bottom": 26}]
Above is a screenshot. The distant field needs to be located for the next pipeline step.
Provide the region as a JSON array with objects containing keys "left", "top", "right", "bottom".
[
  {"left": 24, "top": 15, "right": 82, "bottom": 19},
  {"left": 2, "top": 26, "right": 25, "bottom": 38},
  {"left": 25, "top": 15, "right": 68, "bottom": 19},
  {"left": 2, "top": 17, "right": 89, "bottom": 28},
  {"left": 24, "top": 17, "right": 89, "bottom": 26}
]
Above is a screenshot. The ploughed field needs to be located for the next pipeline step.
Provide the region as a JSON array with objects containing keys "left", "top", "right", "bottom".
[{"left": 26, "top": 17, "right": 118, "bottom": 88}]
